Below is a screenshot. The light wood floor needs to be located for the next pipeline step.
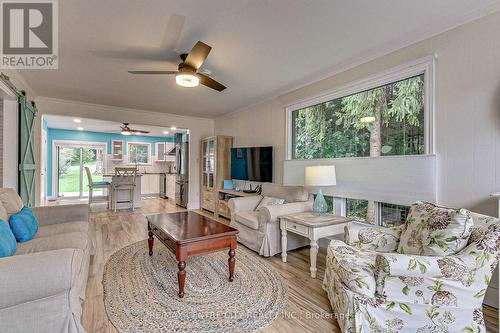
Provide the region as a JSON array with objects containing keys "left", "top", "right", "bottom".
[{"left": 67, "top": 198, "right": 498, "bottom": 333}]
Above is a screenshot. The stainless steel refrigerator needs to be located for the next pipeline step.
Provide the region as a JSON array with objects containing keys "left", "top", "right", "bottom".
[{"left": 175, "top": 133, "right": 189, "bottom": 208}]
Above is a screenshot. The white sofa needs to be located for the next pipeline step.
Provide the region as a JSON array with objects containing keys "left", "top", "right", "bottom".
[
  {"left": 0, "top": 191, "right": 93, "bottom": 333},
  {"left": 323, "top": 203, "right": 500, "bottom": 332},
  {"left": 228, "top": 183, "right": 312, "bottom": 257}
]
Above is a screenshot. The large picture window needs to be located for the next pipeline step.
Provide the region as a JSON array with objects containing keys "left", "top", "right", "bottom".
[{"left": 291, "top": 74, "right": 425, "bottom": 159}]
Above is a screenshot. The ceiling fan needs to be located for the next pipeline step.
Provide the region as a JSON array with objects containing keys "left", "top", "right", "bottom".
[
  {"left": 120, "top": 123, "right": 149, "bottom": 136},
  {"left": 128, "top": 41, "right": 226, "bottom": 92}
]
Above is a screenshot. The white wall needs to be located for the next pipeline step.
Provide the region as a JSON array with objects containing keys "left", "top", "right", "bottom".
[
  {"left": 215, "top": 11, "right": 500, "bottom": 306},
  {"left": 34, "top": 97, "right": 214, "bottom": 209},
  {"left": 283, "top": 155, "right": 436, "bottom": 206},
  {"left": 2, "top": 99, "right": 18, "bottom": 189}
]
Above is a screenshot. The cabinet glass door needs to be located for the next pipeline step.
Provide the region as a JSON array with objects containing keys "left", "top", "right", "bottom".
[
  {"left": 112, "top": 140, "right": 123, "bottom": 160},
  {"left": 157, "top": 142, "right": 166, "bottom": 161},
  {"left": 202, "top": 139, "right": 217, "bottom": 189}
]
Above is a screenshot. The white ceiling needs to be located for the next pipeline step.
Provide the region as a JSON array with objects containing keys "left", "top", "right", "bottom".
[
  {"left": 43, "top": 115, "right": 185, "bottom": 137},
  {"left": 21, "top": 0, "right": 500, "bottom": 118}
]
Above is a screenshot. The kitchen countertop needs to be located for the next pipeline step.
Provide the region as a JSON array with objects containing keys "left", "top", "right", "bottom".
[
  {"left": 140, "top": 172, "right": 177, "bottom": 175},
  {"left": 104, "top": 172, "right": 176, "bottom": 176}
]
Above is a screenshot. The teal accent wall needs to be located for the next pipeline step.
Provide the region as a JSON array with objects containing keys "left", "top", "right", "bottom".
[
  {"left": 46, "top": 128, "right": 174, "bottom": 197},
  {"left": 42, "top": 118, "right": 48, "bottom": 132}
]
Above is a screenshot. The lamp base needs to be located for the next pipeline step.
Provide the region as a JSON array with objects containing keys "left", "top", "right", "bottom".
[{"left": 313, "top": 187, "right": 328, "bottom": 216}]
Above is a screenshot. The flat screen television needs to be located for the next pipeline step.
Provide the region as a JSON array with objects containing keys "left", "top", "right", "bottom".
[{"left": 231, "top": 146, "right": 273, "bottom": 182}]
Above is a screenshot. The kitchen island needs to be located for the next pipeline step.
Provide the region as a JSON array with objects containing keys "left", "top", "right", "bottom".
[
  {"left": 103, "top": 174, "right": 142, "bottom": 209},
  {"left": 103, "top": 172, "right": 177, "bottom": 209}
]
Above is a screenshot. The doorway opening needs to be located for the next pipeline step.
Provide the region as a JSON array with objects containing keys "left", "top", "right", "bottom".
[{"left": 55, "top": 143, "right": 106, "bottom": 199}]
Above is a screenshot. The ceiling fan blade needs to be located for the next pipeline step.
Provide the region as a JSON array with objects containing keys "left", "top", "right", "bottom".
[
  {"left": 131, "top": 129, "right": 150, "bottom": 134},
  {"left": 128, "top": 70, "right": 177, "bottom": 75},
  {"left": 198, "top": 73, "right": 226, "bottom": 92},
  {"left": 161, "top": 14, "right": 185, "bottom": 52},
  {"left": 91, "top": 49, "right": 179, "bottom": 63},
  {"left": 184, "top": 41, "right": 211, "bottom": 70}
]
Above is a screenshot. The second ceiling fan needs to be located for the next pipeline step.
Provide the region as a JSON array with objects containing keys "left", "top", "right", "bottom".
[
  {"left": 120, "top": 123, "right": 149, "bottom": 136},
  {"left": 128, "top": 41, "right": 226, "bottom": 92}
]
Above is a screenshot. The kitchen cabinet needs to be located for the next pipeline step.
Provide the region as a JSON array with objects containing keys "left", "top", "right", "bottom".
[
  {"left": 111, "top": 140, "right": 123, "bottom": 161},
  {"left": 141, "top": 174, "right": 160, "bottom": 196},
  {"left": 155, "top": 142, "right": 175, "bottom": 162},
  {"left": 166, "top": 174, "right": 176, "bottom": 199}
]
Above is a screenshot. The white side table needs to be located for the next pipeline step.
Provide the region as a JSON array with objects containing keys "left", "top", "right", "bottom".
[{"left": 279, "top": 212, "right": 352, "bottom": 278}]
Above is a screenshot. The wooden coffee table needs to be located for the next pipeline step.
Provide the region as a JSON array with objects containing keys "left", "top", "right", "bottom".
[{"left": 146, "top": 211, "right": 239, "bottom": 298}]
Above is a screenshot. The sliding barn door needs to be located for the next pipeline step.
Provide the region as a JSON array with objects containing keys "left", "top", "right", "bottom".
[{"left": 18, "top": 94, "right": 36, "bottom": 207}]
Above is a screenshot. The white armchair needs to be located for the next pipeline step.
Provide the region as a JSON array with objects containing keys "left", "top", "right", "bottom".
[
  {"left": 228, "top": 183, "right": 313, "bottom": 257},
  {"left": 323, "top": 204, "right": 500, "bottom": 332}
]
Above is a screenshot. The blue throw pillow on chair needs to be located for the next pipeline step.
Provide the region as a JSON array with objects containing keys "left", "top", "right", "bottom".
[
  {"left": 9, "top": 206, "right": 39, "bottom": 242},
  {"left": 0, "top": 220, "right": 16, "bottom": 257}
]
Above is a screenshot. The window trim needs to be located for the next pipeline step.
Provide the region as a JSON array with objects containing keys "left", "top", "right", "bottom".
[
  {"left": 333, "top": 196, "right": 409, "bottom": 227},
  {"left": 285, "top": 55, "right": 436, "bottom": 160},
  {"left": 126, "top": 141, "right": 152, "bottom": 165}
]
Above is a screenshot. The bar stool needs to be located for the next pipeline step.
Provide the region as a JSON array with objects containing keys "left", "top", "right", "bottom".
[
  {"left": 84, "top": 167, "right": 111, "bottom": 208},
  {"left": 112, "top": 167, "right": 137, "bottom": 212}
]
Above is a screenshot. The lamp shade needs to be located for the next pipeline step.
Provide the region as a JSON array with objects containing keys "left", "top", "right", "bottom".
[{"left": 305, "top": 165, "right": 336, "bottom": 187}]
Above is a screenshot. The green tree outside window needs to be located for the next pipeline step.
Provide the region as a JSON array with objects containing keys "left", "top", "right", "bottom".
[{"left": 293, "top": 74, "right": 425, "bottom": 223}]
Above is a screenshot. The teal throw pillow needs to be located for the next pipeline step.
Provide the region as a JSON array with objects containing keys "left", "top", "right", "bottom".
[
  {"left": 9, "top": 206, "right": 39, "bottom": 242},
  {"left": 0, "top": 220, "right": 16, "bottom": 257}
]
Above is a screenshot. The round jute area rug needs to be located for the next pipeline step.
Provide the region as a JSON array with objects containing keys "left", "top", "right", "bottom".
[{"left": 103, "top": 240, "right": 288, "bottom": 333}]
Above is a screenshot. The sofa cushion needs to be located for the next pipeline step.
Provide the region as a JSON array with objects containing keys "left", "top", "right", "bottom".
[
  {"left": 261, "top": 183, "right": 309, "bottom": 203},
  {"left": 0, "top": 188, "right": 24, "bottom": 215},
  {"left": 0, "top": 201, "right": 8, "bottom": 223},
  {"left": 0, "top": 220, "right": 16, "bottom": 257},
  {"left": 398, "top": 201, "right": 473, "bottom": 256},
  {"left": 256, "top": 196, "right": 285, "bottom": 210},
  {"left": 234, "top": 211, "right": 260, "bottom": 230},
  {"left": 15, "top": 231, "right": 90, "bottom": 255},
  {"left": 9, "top": 207, "right": 39, "bottom": 242},
  {"left": 35, "top": 221, "right": 88, "bottom": 239},
  {"left": 327, "top": 240, "right": 377, "bottom": 297}
]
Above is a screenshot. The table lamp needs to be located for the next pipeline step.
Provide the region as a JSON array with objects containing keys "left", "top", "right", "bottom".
[{"left": 305, "top": 165, "right": 336, "bottom": 216}]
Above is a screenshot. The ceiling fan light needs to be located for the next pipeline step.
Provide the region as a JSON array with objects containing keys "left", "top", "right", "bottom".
[
  {"left": 121, "top": 130, "right": 131, "bottom": 136},
  {"left": 175, "top": 73, "right": 199, "bottom": 88}
]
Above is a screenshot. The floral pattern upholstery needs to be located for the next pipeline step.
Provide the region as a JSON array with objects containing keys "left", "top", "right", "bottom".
[
  {"left": 323, "top": 210, "right": 500, "bottom": 333},
  {"left": 327, "top": 240, "right": 377, "bottom": 297},
  {"left": 345, "top": 221, "right": 403, "bottom": 252},
  {"left": 398, "top": 201, "right": 473, "bottom": 256}
]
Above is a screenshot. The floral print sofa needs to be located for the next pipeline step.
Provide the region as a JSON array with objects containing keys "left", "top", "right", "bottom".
[{"left": 323, "top": 201, "right": 500, "bottom": 332}]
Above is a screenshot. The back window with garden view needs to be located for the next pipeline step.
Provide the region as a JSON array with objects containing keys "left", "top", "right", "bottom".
[
  {"left": 291, "top": 74, "right": 425, "bottom": 159},
  {"left": 291, "top": 74, "right": 425, "bottom": 224}
]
